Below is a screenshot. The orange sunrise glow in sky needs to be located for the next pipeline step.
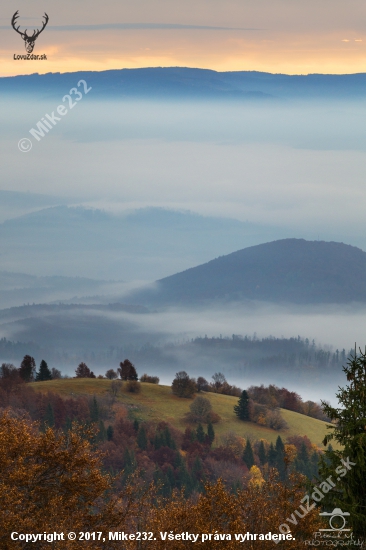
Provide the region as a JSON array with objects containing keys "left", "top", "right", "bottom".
[{"left": 1, "top": 0, "right": 366, "bottom": 76}]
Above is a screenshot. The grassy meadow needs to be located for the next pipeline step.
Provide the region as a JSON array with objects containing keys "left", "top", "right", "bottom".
[{"left": 30, "top": 378, "right": 333, "bottom": 447}]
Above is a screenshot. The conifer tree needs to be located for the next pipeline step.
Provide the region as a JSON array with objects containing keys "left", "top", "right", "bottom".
[
  {"left": 154, "top": 468, "right": 171, "bottom": 497},
  {"left": 164, "top": 426, "right": 176, "bottom": 449},
  {"left": 106, "top": 425, "right": 114, "bottom": 441},
  {"left": 191, "top": 455, "right": 204, "bottom": 491},
  {"left": 98, "top": 421, "right": 107, "bottom": 442},
  {"left": 268, "top": 442, "right": 277, "bottom": 466},
  {"left": 207, "top": 421, "right": 215, "bottom": 446},
  {"left": 35, "top": 360, "right": 52, "bottom": 382},
  {"left": 90, "top": 396, "right": 99, "bottom": 423},
  {"left": 293, "top": 441, "right": 310, "bottom": 477},
  {"left": 196, "top": 423, "right": 205, "bottom": 444},
  {"left": 176, "top": 456, "right": 193, "bottom": 494},
  {"left": 154, "top": 431, "right": 163, "bottom": 450},
  {"left": 137, "top": 425, "right": 148, "bottom": 450},
  {"left": 243, "top": 439, "right": 255, "bottom": 469},
  {"left": 275, "top": 435, "right": 286, "bottom": 480},
  {"left": 19, "top": 355, "right": 36, "bottom": 382},
  {"left": 258, "top": 440, "right": 267, "bottom": 465},
  {"left": 319, "top": 347, "right": 366, "bottom": 537},
  {"left": 234, "top": 390, "right": 250, "bottom": 421}
]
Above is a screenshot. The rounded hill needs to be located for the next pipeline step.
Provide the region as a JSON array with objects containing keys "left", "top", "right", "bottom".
[{"left": 137, "top": 239, "right": 366, "bottom": 304}]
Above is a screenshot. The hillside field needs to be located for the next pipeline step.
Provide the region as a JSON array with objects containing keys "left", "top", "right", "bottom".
[{"left": 30, "top": 379, "right": 333, "bottom": 447}]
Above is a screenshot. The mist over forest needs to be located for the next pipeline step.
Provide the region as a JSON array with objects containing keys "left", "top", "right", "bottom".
[{"left": 1, "top": 68, "right": 366, "bottom": 407}]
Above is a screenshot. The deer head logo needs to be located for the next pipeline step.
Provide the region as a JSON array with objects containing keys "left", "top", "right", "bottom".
[{"left": 11, "top": 11, "right": 49, "bottom": 54}]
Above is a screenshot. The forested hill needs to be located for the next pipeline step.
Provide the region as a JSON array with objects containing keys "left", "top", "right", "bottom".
[
  {"left": 2, "top": 68, "right": 366, "bottom": 100},
  {"left": 131, "top": 239, "right": 366, "bottom": 305}
]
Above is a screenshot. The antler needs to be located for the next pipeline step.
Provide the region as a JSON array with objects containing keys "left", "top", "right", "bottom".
[
  {"left": 32, "top": 13, "right": 49, "bottom": 40},
  {"left": 11, "top": 11, "right": 49, "bottom": 40},
  {"left": 11, "top": 11, "right": 26, "bottom": 38}
]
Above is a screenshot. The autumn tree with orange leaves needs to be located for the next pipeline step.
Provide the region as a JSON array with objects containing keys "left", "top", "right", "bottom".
[
  {"left": 0, "top": 412, "right": 152, "bottom": 550},
  {"left": 0, "top": 410, "right": 324, "bottom": 550}
]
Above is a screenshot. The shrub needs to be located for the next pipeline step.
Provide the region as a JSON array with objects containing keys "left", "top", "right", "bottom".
[
  {"left": 265, "top": 409, "right": 288, "bottom": 430},
  {"left": 105, "top": 369, "right": 117, "bottom": 380},
  {"left": 140, "top": 374, "right": 160, "bottom": 384},
  {"left": 110, "top": 379, "right": 123, "bottom": 398},
  {"left": 75, "top": 362, "right": 95, "bottom": 378},
  {"left": 125, "top": 380, "right": 141, "bottom": 393},
  {"left": 208, "top": 411, "right": 220, "bottom": 424},
  {"left": 196, "top": 377, "right": 209, "bottom": 392},
  {"left": 51, "top": 368, "right": 62, "bottom": 379},
  {"left": 211, "top": 372, "right": 226, "bottom": 392},
  {"left": 171, "top": 371, "right": 196, "bottom": 398},
  {"left": 118, "top": 360, "right": 138, "bottom": 381},
  {"left": 186, "top": 396, "right": 212, "bottom": 423}
]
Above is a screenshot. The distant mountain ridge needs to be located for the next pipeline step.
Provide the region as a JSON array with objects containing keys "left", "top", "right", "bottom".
[
  {"left": 2, "top": 68, "right": 366, "bottom": 100},
  {"left": 130, "top": 239, "right": 366, "bottom": 305},
  {"left": 0, "top": 205, "right": 289, "bottom": 281}
]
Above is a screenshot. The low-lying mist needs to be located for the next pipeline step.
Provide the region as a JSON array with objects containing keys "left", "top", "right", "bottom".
[{"left": 0, "top": 300, "right": 363, "bottom": 405}]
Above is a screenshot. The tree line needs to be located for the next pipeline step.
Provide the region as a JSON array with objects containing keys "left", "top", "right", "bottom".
[{"left": 0, "top": 347, "right": 365, "bottom": 540}]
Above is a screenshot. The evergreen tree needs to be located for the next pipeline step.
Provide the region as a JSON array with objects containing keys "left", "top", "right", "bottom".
[
  {"left": 164, "top": 426, "right": 176, "bottom": 449},
  {"left": 268, "top": 442, "right": 277, "bottom": 466},
  {"left": 153, "top": 468, "right": 171, "bottom": 497},
  {"left": 275, "top": 436, "right": 286, "bottom": 480},
  {"left": 176, "top": 458, "right": 193, "bottom": 494},
  {"left": 106, "top": 425, "right": 114, "bottom": 441},
  {"left": 196, "top": 423, "right": 205, "bottom": 444},
  {"left": 35, "top": 360, "right": 52, "bottom": 382},
  {"left": 133, "top": 419, "right": 139, "bottom": 432},
  {"left": 137, "top": 425, "right": 148, "bottom": 450},
  {"left": 319, "top": 347, "right": 366, "bottom": 537},
  {"left": 293, "top": 441, "right": 310, "bottom": 477},
  {"left": 243, "top": 439, "right": 255, "bottom": 469},
  {"left": 89, "top": 396, "right": 99, "bottom": 423},
  {"left": 298, "top": 441, "right": 309, "bottom": 463},
  {"left": 19, "top": 355, "right": 36, "bottom": 382},
  {"left": 98, "top": 421, "right": 107, "bottom": 442},
  {"left": 207, "top": 421, "right": 215, "bottom": 446},
  {"left": 154, "top": 431, "right": 163, "bottom": 450},
  {"left": 310, "top": 451, "right": 319, "bottom": 479},
  {"left": 258, "top": 440, "right": 267, "bottom": 465},
  {"left": 234, "top": 390, "right": 250, "bottom": 421},
  {"left": 191, "top": 455, "right": 204, "bottom": 491}
]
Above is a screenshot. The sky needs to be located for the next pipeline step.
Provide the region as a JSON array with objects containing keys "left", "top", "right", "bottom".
[
  {"left": 1, "top": 0, "right": 366, "bottom": 76},
  {"left": 3, "top": 98, "right": 366, "bottom": 249},
  {"left": 1, "top": 1, "right": 366, "bottom": 386}
]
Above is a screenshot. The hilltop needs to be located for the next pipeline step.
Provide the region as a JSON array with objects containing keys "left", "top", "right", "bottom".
[
  {"left": 2, "top": 68, "right": 366, "bottom": 100},
  {"left": 30, "top": 378, "right": 332, "bottom": 447},
  {"left": 130, "top": 239, "right": 366, "bottom": 305}
]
